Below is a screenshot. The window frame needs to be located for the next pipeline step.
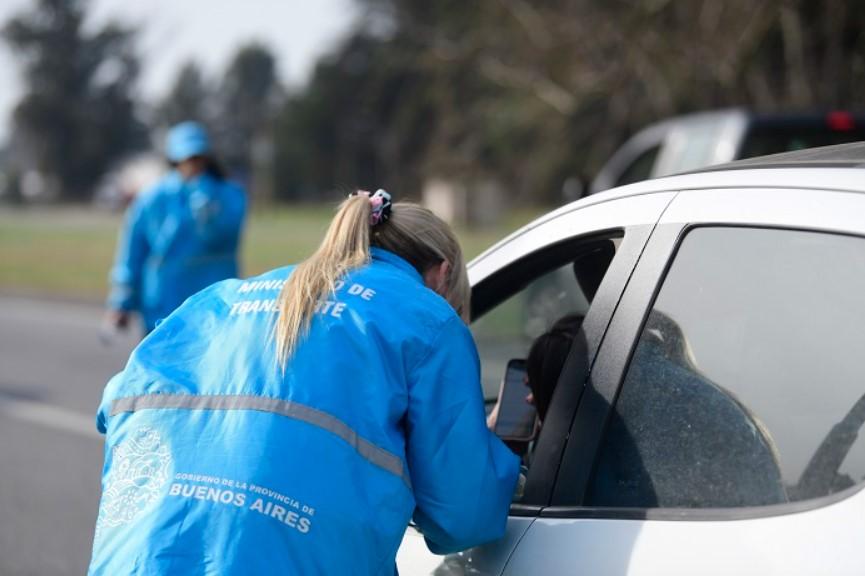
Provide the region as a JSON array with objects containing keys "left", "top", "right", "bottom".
[
  {"left": 467, "top": 193, "right": 677, "bottom": 512},
  {"left": 546, "top": 185, "right": 865, "bottom": 520}
]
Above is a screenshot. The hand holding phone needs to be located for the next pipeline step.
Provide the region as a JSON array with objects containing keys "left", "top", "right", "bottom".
[{"left": 493, "top": 359, "right": 537, "bottom": 442}]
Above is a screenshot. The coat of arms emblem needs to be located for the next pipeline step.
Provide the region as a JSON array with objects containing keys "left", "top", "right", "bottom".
[{"left": 95, "top": 426, "right": 172, "bottom": 537}]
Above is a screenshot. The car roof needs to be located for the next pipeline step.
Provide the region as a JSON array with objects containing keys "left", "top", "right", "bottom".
[{"left": 592, "top": 141, "right": 865, "bottom": 202}]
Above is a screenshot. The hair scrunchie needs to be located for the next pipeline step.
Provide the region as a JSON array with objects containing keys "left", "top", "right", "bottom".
[{"left": 350, "top": 189, "right": 392, "bottom": 226}]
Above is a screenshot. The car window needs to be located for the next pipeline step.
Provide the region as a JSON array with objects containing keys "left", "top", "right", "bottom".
[
  {"left": 586, "top": 227, "right": 865, "bottom": 509},
  {"left": 662, "top": 122, "right": 727, "bottom": 176},
  {"left": 472, "top": 238, "right": 617, "bottom": 403},
  {"left": 472, "top": 265, "right": 585, "bottom": 402},
  {"left": 739, "top": 123, "right": 865, "bottom": 159},
  {"left": 614, "top": 145, "right": 661, "bottom": 188}
]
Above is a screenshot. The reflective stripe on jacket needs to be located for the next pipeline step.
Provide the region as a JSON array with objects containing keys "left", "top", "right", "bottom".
[
  {"left": 108, "top": 170, "right": 246, "bottom": 332},
  {"left": 90, "top": 247, "right": 520, "bottom": 575}
]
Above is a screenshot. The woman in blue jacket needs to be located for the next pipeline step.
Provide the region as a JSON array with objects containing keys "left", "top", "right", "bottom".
[
  {"left": 89, "top": 190, "right": 520, "bottom": 575},
  {"left": 105, "top": 121, "right": 246, "bottom": 334}
]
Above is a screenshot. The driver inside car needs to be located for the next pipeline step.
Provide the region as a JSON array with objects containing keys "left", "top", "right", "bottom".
[{"left": 488, "top": 314, "right": 584, "bottom": 460}]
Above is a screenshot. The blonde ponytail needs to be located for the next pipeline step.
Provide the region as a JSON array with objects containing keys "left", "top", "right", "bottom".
[
  {"left": 274, "top": 192, "right": 471, "bottom": 370},
  {"left": 274, "top": 195, "right": 372, "bottom": 367}
]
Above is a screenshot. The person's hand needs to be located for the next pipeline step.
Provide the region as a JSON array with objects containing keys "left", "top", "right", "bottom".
[
  {"left": 486, "top": 399, "right": 501, "bottom": 431},
  {"left": 100, "top": 309, "right": 131, "bottom": 346},
  {"left": 104, "top": 309, "right": 131, "bottom": 331}
]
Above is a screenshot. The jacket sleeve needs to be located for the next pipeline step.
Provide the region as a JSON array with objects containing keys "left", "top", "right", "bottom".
[
  {"left": 188, "top": 177, "right": 246, "bottom": 251},
  {"left": 406, "top": 315, "right": 520, "bottom": 555},
  {"left": 96, "top": 371, "right": 125, "bottom": 434},
  {"left": 107, "top": 197, "right": 150, "bottom": 311}
]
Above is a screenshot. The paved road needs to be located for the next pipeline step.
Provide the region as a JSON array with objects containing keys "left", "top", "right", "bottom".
[{"left": 0, "top": 296, "right": 138, "bottom": 576}]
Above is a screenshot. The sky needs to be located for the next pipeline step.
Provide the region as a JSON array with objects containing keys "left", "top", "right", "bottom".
[{"left": 0, "top": 0, "right": 359, "bottom": 139}]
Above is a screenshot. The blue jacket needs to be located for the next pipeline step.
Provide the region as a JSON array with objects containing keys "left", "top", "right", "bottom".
[
  {"left": 90, "top": 248, "right": 520, "bottom": 575},
  {"left": 108, "top": 170, "right": 246, "bottom": 332}
]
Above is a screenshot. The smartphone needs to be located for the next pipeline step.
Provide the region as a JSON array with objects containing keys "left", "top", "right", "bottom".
[{"left": 494, "top": 359, "right": 537, "bottom": 442}]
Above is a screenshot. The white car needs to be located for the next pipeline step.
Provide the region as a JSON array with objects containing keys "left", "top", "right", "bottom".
[
  {"left": 589, "top": 108, "right": 865, "bottom": 194},
  {"left": 398, "top": 143, "right": 865, "bottom": 575}
]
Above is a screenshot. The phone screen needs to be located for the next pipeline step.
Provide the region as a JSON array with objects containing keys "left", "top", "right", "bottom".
[{"left": 494, "top": 359, "right": 536, "bottom": 441}]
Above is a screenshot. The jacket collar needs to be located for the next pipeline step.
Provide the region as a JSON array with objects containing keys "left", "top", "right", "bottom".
[{"left": 370, "top": 247, "right": 423, "bottom": 284}]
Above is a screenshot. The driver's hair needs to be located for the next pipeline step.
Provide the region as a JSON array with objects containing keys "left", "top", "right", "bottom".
[
  {"left": 274, "top": 194, "right": 469, "bottom": 368},
  {"left": 527, "top": 314, "right": 583, "bottom": 421}
]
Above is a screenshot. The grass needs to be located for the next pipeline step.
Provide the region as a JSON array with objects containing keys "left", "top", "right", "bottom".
[{"left": 0, "top": 204, "right": 544, "bottom": 302}]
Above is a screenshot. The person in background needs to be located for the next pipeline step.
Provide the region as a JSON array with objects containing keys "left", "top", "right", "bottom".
[
  {"left": 88, "top": 190, "right": 519, "bottom": 575},
  {"left": 104, "top": 121, "right": 246, "bottom": 335}
]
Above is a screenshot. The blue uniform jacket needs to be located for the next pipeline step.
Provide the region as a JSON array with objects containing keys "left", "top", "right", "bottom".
[
  {"left": 108, "top": 171, "right": 246, "bottom": 332},
  {"left": 90, "top": 248, "right": 520, "bottom": 575}
]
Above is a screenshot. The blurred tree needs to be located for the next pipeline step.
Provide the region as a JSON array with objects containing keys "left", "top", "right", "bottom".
[
  {"left": 3, "top": 0, "right": 145, "bottom": 202},
  {"left": 273, "top": 0, "right": 865, "bottom": 206},
  {"left": 157, "top": 61, "right": 210, "bottom": 128},
  {"left": 214, "top": 44, "right": 279, "bottom": 186},
  {"left": 273, "top": 31, "right": 433, "bottom": 201}
]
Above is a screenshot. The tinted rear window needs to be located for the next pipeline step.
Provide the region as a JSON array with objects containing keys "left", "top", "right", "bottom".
[{"left": 740, "top": 123, "right": 865, "bottom": 159}]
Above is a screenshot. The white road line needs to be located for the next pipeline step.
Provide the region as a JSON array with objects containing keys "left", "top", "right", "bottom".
[{"left": 0, "top": 397, "right": 101, "bottom": 440}]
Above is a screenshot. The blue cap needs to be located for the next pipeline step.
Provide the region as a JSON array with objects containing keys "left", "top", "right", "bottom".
[{"left": 165, "top": 121, "right": 210, "bottom": 162}]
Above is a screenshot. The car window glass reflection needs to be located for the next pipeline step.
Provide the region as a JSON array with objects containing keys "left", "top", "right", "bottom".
[{"left": 588, "top": 227, "right": 865, "bottom": 508}]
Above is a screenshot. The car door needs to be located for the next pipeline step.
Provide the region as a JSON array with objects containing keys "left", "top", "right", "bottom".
[
  {"left": 502, "top": 186, "right": 865, "bottom": 575},
  {"left": 396, "top": 191, "right": 678, "bottom": 575}
]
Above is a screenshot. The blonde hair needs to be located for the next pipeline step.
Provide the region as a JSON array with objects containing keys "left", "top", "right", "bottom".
[{"left": 274, "top": 194, "right": 470, "bottom": 368}]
